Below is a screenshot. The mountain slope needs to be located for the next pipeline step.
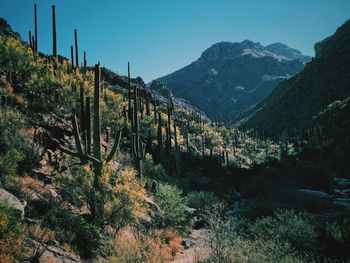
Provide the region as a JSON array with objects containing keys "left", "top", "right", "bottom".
[
  {"left": 237, "top": 20, "right": 350, "bottom": 137},
  {"left": 156, "top": 40, "right": 310, "bottom": 121}
]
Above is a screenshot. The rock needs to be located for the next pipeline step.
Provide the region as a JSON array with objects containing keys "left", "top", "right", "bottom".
[
  {"left": 28, "top": 239, "right": 81, "bottom": 263},
  {"left": 0, "top": 188, "right": 26, "bottom": 217},
  {"left": 185, "top": 207, "right": 212, "bottom": 229},
  {"left": 334, "top": 178, "right": 350, "bottom": 190},
  {"left": 32, "top": 169, "right": 53, "bottom": 184},
  {"left": 181, "top": 239, "right": 193, "bottom": 250},
  {"left": 297, "top": 189, "right": 330, "bottom": 199},
  {"left": 144, "top": 196, "right": 164, "bottom": 218},
  {"left": 333, "top": 198, "right": 350, "bottom": 210}
]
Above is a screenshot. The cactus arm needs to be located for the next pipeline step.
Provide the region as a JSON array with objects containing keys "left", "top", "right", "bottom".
[
  {"left": 105, "top": 130, "right": 122, "bottom": 163},
  {"left": 51, "top": 138, "right": 80, "bottom": 159}
]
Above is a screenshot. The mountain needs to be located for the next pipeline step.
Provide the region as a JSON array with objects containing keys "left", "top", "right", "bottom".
[
  {"left": 237, "top": 20, "right": 350, "bottom": 138},
  {"left": 155, "top": 40, "right": 310, "bottom": 121},
  {"left": 265, "top": 42, "right": 311, "bottom": 63}
]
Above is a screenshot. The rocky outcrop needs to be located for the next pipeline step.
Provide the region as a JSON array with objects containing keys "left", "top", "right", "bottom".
[
  {"left": 0, "top": 188, "right": 26, "bottom": 217},
  {"left": 27, "top": 239, "right": 82, "bottom": 263}
]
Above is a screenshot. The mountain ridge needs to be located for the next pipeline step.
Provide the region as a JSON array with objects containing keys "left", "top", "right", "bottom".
[
  {"left": 155, "top": 39, "right": 310, "bottom": 121},
  {"left": 236, "top": 20, "right": 350, "bottom": 138}
]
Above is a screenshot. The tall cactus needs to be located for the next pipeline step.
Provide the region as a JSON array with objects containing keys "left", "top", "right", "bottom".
[
  {"left": 29, "top": 31, "right": 33, "bottom": 51},
  {"left": 145, "top": 92, "right": 150, "bottom": 116},
  {"left": 153, "top": 99, "right": 157, "bottom": 125},
  {"left": 127, "top": 62, "right": 131, "bottom": 120},
  {"left": 83, "top": 51, "right": 87, "bottom": 74},
  {"left": 157, "top": 112, "right": 163, "bottom": 161},
  {"left": 166, "top": 102, "right": 172, "bottom": 154},
  {"left": 85, "top": 96, "right": 91, "bottom": 155},
  {"left": 173, "top": 121, "right": 181, "bottom": 175},
  {"left": 70, "top": 45, "right": 74, "bottom": 71},
  {"left": 74, "top": 29, "right": 79, "bottom": 69},
  {"left": 93, "top": 64, "right": 101, "bottom": 160},
  {"left": 52, "top": 5, "right": 57, "bottom": 60},
  {"left": 53, "top": 63, "right": 122, "bottom": 222},
  {"left": 34, "top": 3, "right": 38, "bottom": 53}
]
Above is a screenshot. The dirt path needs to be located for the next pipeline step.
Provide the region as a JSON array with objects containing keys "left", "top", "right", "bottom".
[{"left": 172, "top": 229, "right": 212, "bottom": 263}]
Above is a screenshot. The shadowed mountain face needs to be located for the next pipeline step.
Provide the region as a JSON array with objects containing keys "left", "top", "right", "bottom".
[
  {"left": 237, "top": 20, "right": 350, "bottom": 138},
  {"left": 155, "top": 40, "right": 310, "bottom": 121}
]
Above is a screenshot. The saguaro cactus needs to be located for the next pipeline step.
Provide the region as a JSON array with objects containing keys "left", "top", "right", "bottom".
[
  {"left": 157, "top": 112, "right": 163, "bottom": 161},
  {"left": 74, "top": 29, "right": 79, "bottom": 69},
  {"left": 70, "top": 45, "right": 74, "bottom": 71},
  {"left": 85, "top": 96, "right": 91, "bottom": 155},
  {"left": 54, "top": 63, "right": 122, "bottom": 222},
  {"left": 52, "top": 5, "right": 57, "bottom": 60},
  {"left": 83, "top": 51, "right": 87, "bottom": 74},
  {"left": 29, "top": 31, "right": 33, "bottom": 50},
  {"left": 127, "top": 62, "right": 131, "bottom": 119},
  {"left": 34, "top": 3, "right": 38, "bottom": 53},
  {"left": 132, "top": 134, "right": 146, "bottom": 180},
  {"left": 153, "top": 99, "right": 157, "bottom": 125}
]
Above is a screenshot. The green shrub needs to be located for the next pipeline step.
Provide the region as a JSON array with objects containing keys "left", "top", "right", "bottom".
[
  {"left": 0, "top": 202, "right": 29, "bottom": 262},
  {"left": 187, "top": 191, "right": 220, "bottom": 209},
  {"left": 42, "top": 207, "right": 101, "bottom": 260},
  {"left": 143, "top": 158, "right": 170, "bottom": 182},
  {"left": 155, "top": 183, "right": 190, "bottom": 232},
  {"left": 320, "top": 217, "right": 350, "bottom": 259},
  {"left": 247, "top": 209, "right": 317, "bottom": 252},
  {"left": 204, "top": 207, "right": 310, "bottom": 263}
]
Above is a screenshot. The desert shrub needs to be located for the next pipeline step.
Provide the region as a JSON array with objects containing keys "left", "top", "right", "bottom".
[
  {"left": 204, "top": 207, "right": 311, "bottom": 263},
  {"left": 143, "top": 158, "right": 170, "bottom": 182},
  {"left": 104, "top": 227, "right": 181, "bottom": 263},
  {"left": 41, "top": 207, "right": 100, "bottom": 259},
  {"left": 204, "top": 237, "right": 306, "bottom": 263},
  {"left": 0, "top": 202, "right": 32, "bottom": 262},
  {"left": 187, "top": 191, "right": 220, "bottom": 210},
  {"left": 155, "top": 183, "right": 190, "bottom": 232},
  {"left": 247, "top": 209, "right": 318, "bottom": 252},
  {"left": 100, "top": 89, "right": 125, "bottom": 130},
  {"left": 320, "top": 216, "right": 350, "bottom": 259},
  {"left": 0, "top": 109, "right": 29, "bottom": 184},
  {"left": 58, "top": 164, "right": 146, "bottom": 232},
  {"left": 102, "top": 167, "right": 147, "bottom": 231}
]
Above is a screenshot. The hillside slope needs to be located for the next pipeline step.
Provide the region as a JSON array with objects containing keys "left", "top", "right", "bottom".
[{"left": 237, "top": 20, "right": 350, "bottom": 138}]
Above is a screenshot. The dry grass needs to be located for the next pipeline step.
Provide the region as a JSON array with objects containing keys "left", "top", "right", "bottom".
[{"left": 106, "top": 227, "right": 182, "bottom": 263}]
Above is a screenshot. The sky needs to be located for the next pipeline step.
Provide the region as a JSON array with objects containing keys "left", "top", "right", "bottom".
[{"left": 1, "top": 0, "right": 349, "bottom": 82}]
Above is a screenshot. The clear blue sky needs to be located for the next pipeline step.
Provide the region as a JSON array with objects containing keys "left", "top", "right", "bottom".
[{"left": 1, "top": 0, "right": 349, "bottom": 82}]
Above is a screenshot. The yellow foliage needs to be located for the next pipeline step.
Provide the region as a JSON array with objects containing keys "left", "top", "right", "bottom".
[{"left": 112, "top": 168, "right": 147, "bottom": 218}]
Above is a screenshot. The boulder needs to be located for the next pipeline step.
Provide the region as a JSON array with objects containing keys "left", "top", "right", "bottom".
[
  {"left": 185, "top": 207, "right": 212, "bottom": 229},
  {"left": 0, "top": 188, "right": 26, "bottom": 217},
  {"left": 27, "top": 239, "right": 81, "bottom": 263}
]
